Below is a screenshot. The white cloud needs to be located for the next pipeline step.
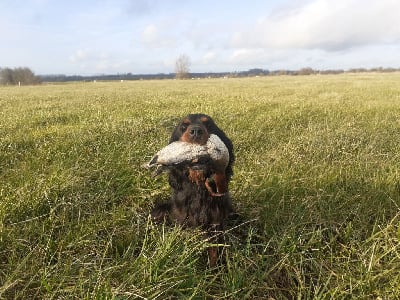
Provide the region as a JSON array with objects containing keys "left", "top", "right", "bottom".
[
  {"left": 69, "top": 49, "right": 91, "bottom": 63},
  {"left": 3, "top": 0, "right": 399, "bottom": 74},
  {"left": 142, "top": 24, "right": 158, "bottom": 44},
  {"left": 201, "top": 51, "right": 217, "bottom": 64},
  {"left": 69, "top": 49, "right": 127, "bottom": 74},
  {"left": 232, "top": 0, "right": 400, "bottom": 51},
  {"left": 141, "top": 23, "right": 176, "bottom": 48}
]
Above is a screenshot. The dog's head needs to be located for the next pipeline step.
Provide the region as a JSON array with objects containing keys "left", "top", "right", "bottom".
[
  {"left": 169, "top": 113, "right": 234, "bottom": 180},
  {"left": 169, "top": 113, "right": 214, "bottom": 145}
]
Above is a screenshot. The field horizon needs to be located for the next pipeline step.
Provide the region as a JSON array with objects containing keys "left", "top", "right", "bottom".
[{"left": 1, "top": 73, "right": 400, "bottom": 299}]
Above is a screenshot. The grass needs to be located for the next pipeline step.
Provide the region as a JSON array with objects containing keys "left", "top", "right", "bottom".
[{"left": 1, "top": 73, "right": 400, "bottom": 299}]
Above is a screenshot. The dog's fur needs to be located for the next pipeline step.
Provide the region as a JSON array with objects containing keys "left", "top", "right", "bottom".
[{"left": 151, "top": 113, "right": 234, "bottom": 266}]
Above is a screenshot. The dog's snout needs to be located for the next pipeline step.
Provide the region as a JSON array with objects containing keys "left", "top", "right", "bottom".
[{"left": 189, "top": 126, "right": 203, "bottom": 137}]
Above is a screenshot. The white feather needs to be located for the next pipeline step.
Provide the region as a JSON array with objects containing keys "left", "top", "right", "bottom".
[{"left": 144, "top": 134, "right": 229, "bottom": 176}]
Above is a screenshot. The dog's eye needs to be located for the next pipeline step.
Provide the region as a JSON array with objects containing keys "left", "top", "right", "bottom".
[{"left": 181, "top": 120, "right": 190, "bottom": 132}]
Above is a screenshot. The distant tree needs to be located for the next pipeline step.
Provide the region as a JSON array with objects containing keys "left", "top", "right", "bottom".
[
  {"left": 381, "top": 67, "right": 397, "bottom": 73},
  {"left": 0, "top": 68, "right": 14, "bottom": 85},
  {"left": 319, "top": 69, "right": 344, "bottom": 75},
  {"left": 347, "top": 68, "right": 367, "bottom": 73},
  {"left": 0, "top": 67, "right": 40, "bottom": 85},
  {"left": 274, "top": 70, "right": 290, "bottom": 76},
  {"left": 298, "top": 67, "right": 315, "bottom": 75},
  {"left": 13, "top": 67, "right": 40, "bottom": 85},
  {"left": 175, "top": 54, "right": 190, "bottom": 79}
]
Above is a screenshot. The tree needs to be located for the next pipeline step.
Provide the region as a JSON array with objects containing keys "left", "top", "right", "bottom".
[
  {"left": 0, "top": 68, "right": 14, "bottom": 85},
  {"left": 174, "top": 54, "right": 190, "bottom": 79},
  {"left": 0, "top": 67, "right": 40, "bottom": 85},
  {"left": 297, "top": 67, "right": 315, "bottom": 75}
]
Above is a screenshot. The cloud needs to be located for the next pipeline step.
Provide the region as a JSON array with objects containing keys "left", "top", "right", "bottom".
[
  {"left": 69, "top": 49, "right": 126, "bottom": 73},
  {"left": 225, "top": 44, "right": 400, "bottom": 72},
  {"left": 142, "top": 24, "right": 158, "bottom": 43},
  {"left": 232, "top": 0, "right": 400, "bottom": 51},
  {"left": 227, "top": 48, "right": 302, "bottom": 70},
  {"left": 141, "top": 23, "right": 176, "bottom": 48},
  {"left": 200, "top": 51, "right": 217, "bottom": 64},
  {"left": 69, "top": 49, "right": 91, "bottom": 63},
  {"left": 124, "top": 0, "right": 170, "bottom": 16}
]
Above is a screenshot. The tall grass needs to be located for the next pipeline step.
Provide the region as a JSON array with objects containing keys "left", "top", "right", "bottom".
[{"left": 1, "top": 73, "right": 400, "bottom": 298}]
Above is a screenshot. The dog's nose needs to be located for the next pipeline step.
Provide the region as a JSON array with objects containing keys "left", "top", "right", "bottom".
[{"left": 189, "top": 126, "right": 203, "bottom": 137}]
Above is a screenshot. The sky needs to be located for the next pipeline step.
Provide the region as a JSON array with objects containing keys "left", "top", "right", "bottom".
[{"left": 1, "top": 0, "right": 400, "bottom": 75}]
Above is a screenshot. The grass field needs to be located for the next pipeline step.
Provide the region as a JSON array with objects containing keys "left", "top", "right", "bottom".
[{"left": 1, "top": 73, "right": 400, "bottom": 299}]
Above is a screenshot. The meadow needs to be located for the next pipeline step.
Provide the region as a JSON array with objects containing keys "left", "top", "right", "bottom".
[{"left": 1, "top": 73, "right": 400, "bottom": 299}]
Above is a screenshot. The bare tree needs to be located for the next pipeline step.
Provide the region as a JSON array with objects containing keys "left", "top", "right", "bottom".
[
  {"left": 0, "top": 68, "right": 14, "bottom": 85},
  {"left": 175, "top": 54, "right": 190, "bottom": 79},
  {"left": 0, "top": 67, "right": 40, "bottom": 85}
]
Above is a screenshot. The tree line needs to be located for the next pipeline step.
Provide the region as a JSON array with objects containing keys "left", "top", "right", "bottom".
[
  {"left": 0, "top": 67, "right": 41, "bottom": 85},
  {"left": 39, "top": 67, "right": 400, "bottom": 82},
  {"left": 2, "top": 65, "right": 400, "bottom": 85}
]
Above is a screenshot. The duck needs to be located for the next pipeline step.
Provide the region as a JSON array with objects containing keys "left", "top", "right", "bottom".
[{"left": 144, "top": 134, "right": 230, "bottom": 196}]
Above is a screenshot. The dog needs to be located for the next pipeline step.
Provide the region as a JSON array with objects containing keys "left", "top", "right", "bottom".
[{"left": 151, "top": 113, "right": 235, "bottom": 266}]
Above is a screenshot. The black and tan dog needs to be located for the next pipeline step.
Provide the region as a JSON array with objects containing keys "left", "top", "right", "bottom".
[{"left": 151, "top": 113, "right": 235, "bottom": 266}]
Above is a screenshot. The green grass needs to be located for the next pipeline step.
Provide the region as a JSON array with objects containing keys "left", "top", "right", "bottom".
[{"left": 1, "top": 73, "right": 400, "bottom": 299}]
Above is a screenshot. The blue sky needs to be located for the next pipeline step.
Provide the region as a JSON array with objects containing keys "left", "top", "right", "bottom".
[{"left": 1, "top": 0, "right": 400, "bottom": 75}]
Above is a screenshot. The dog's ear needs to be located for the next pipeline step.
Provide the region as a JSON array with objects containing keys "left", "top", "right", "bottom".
[
  {"left": 169, "top": 119, "right": 186, "bottom": 143},
  {"left": 169, "top": 124, "right": 181, "bottom": 143}
]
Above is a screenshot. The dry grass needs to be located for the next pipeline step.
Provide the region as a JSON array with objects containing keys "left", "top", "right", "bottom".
[{"left": 1, "top": 73, "right": 400, "bottom": 299}]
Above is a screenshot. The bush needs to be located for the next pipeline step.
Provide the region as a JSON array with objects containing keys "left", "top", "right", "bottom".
[{"left": 0, "top": 67, "right": 41, "bottom": 85}]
